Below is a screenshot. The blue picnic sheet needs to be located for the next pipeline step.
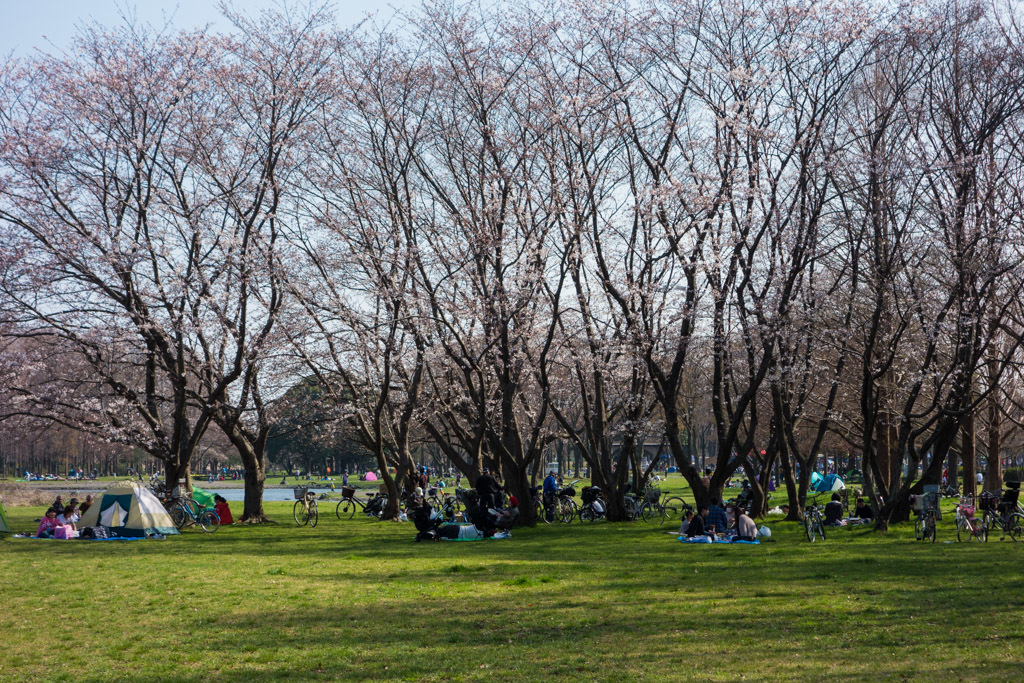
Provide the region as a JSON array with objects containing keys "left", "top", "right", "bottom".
[{"left": 678, "top": 535, "right": 759, "bottom": 545}]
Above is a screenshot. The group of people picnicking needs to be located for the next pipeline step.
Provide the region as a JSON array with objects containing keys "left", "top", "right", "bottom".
[
  {"left": 679, "top": 498, "right": 760, "bottom": 542},
  {"left": 35, "top": 494, "right": 94, "bottom": 538}
]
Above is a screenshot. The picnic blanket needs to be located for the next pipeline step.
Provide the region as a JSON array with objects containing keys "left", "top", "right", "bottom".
[
  {"left": 15, "top": 534, "right": 163, "bottom": 541},
  {"left": 679, "top": 535, "right": 759, "bottom": 545},
  {"left": 438, "top": 524, "right": 510, "bottom": 541}
]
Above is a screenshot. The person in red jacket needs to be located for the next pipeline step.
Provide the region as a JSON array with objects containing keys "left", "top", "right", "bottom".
[{"left": 214, "top": 495, "right": 234, "bottom": 525}]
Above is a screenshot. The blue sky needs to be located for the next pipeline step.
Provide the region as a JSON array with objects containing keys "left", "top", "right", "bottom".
[{"left": 1, "top": 1, "right": 417, "bottom": 56}]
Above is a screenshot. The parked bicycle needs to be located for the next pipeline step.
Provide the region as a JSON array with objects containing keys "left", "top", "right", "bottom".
[
  {"left": 804, "top": 494, "right": 826, "bottom": 542},
  {"left": 293, "top": 487, "right": 319, "bottom": 527},
  {"left": 168, "top": 495, "right": 220, "bottom": 532},
  {"left": 540, "top": 480, "right": 579, "bottom": 524},
  {"left": 979, "top": 489, "right": 1023, "bottom": 542},
  {"left": 913, "top": 491, "right": 940, "bottom": 543},
  {"left": 578, "top": 485, "right": 606, "bottom": 523},
  {"left": 639, "top": 488, "right": 690, "bottom": 526},
  {"left": 955, "top": 497, "right": 987, "bottom": 542},
  {"left": 335, "top": 485, "right": 390, "bottom": 519}
]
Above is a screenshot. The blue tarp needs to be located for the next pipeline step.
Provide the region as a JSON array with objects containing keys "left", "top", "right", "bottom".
[{"left": 815, "top": 473, "right": 845, "bottom": 492}]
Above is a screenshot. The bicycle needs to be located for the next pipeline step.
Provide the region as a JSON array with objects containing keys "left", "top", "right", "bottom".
[
  {"left": 578, "top": 485, "right": 606, "bottom": 523},
  {"left": 979, "top": 490, "right": 1023, "bottom": 542},
  {"left": 913, "top": 491, "right": 939, "bottom": 543},
  {"left": 335, "top": 486, "right": 390, "bottom": 520},
  {"left": 804, "top": 494, "right": 826, "bottom": 542},
  {"left": 293, "top": 487, "right": 319, "bottom": 527},
  {"left": 638, "top": 488, "right": 690, "bottom": 526},
  {"left": 955, "top": 497, "right": 987, "bottom": 542},
  {"left": 168, "top": 496, "right": 220, "bottom": 532},
  {"left": 542, "top": 480, "right": 578, "bottom": 524}
]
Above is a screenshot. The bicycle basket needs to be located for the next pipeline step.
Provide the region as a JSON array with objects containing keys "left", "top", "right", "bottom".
[
  {"left": 979, "top": 492, "right": 999, "bottom": 511},
  {"left": 293, "top": 486, "right": 309, "bottom": 500},
  {"left": 645, "top": 488, "right": 661, "bottom": 504},
  {"left": 561, "top": 486, "right": 576, "bottom": 498},
  {"left": 341, "top": 485, "right": 356, "bottom": 499}
]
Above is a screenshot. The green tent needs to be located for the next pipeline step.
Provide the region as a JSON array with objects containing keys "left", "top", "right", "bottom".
[
  {"left": 191, "top": 486, "right": 216, "bottom": 509},
  {"left": 0, "top": 500, "right": 11, "bottom": 533}
]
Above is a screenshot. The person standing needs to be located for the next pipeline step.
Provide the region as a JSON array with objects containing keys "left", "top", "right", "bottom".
[
  {"left": 475, "top": 468, "right": 502, "bottom": 510},
  {"left": 542, "top": 471, "right": 558, "bottom": 521}
]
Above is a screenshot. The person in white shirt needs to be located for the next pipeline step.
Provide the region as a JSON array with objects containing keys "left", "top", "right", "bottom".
[{"left": 732, "top": 508, "right": 758, "bottom": 542}]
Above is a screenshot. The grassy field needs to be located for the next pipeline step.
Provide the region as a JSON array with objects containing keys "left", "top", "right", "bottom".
[{"left": 1, "top": 478, "right": 1023, "bottom": 681}]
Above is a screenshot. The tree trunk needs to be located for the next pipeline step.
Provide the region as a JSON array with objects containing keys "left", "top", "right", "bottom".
[
  {"left": 946, "top": 445, "right": 959, "bottom": 491},
  {"left": 218, "top": 419, "right": 270, "bottom": 524},
  {"left": 240, "top": 461, "right": 267, "bottom": 523},
  {"left": 985, "top": 397, "right": 1002, "bottom": 492},
  {"left": 501, "top": 459, "right": 536, "bottom": 526},
  {"left": 962, "top": 411, "right": 976, "bottom": 501}
]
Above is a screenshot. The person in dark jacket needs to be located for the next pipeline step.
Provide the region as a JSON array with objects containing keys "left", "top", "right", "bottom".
[
  {"left": 686, "top": 507, "right": 710, "bottom": 538},
  {"left": 854, "top": 497, "right": 873, "bottom": 520},
  {"left": 475, "top": 468, "right": 502, "bottom": 509},
  {"left": 824, "top": 493, "right": 845, "bottom": 526}
]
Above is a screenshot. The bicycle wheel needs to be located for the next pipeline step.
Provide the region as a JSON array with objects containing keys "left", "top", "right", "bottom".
[
  {"left": 640, "top": 502, "right": 658, "bottom": 523},
  {"left": 914, "top": 517, "right": 924, "bottom": 541},
  {"left": 805, "top": 515, "right": 816, "bottom": 542},
  {"left": 927, "top": 516, "right": 937, "bottom": 543},
  {"left": 199, "top": 510, "right": 220, "bottom": 533},
  {"left": 817, "top": 517, "right": 827, "bottom": 541},
  {"left": 308, "top": 503, "right": 318, "bottom": 528},
  {"left": 579, "top": 505, "right": 595, "bottom": 523},
  {"left": 623, "top": 497, "right": 638, "bottom": 521},
  {"left": 293, "top": 500, "right": 309, "bottom": 526},
  {"left": 336, "top": 499, "right": 357, "bottom": 520},
  {"left": 957, "top": 518, "right": 971, "bottom": 542},
  {"left": 559, "top": 499, "right": 577, "bottom": 524},
  {"left": 660, "top": 498, "right": 685, "bottom": 526},
  {"left": 982, "top": 512, "right": 996, "bottom": 540},
  {"left": 169, "top": 502, "right": 188, "bottom": 529},
  {"left": 1006, "top": 513, "right": 1024, "bottom": 542}
]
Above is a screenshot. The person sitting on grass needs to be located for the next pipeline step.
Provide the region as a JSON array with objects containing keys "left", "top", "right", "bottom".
[
  {"left": 36, "top": 509, "right": 59, "bottom": 538},
  {"left": 732, "top": 507, "right": 757, "bottom": 542},
  {"left": 79, "top": 495, "right": 94, "bottom": 515},
  {"left": 706, "top": 498, "right": 728, "bottom": 536},
  {"left": 823, "top": 493, "right": 845, "bottom": 526},
  {"left": 686, "top": 506, "right": 710, "bottom": 538},
  {"left": 854, "top": 497, "right": 873, "bottom": 520},
  {"left": 678, "top": 509, "right": 694, "bottom": 535},
  {"left": 56, "top": 504, "right": 79, "bottom": 529},
  {"left": 214, "top": 495, "right": 234, "bottom": 525}
]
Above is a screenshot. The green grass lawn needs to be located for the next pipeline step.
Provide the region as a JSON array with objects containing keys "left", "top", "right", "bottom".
[{"left": 2, "top": 481, "right": 1023, "bottom": 681}]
